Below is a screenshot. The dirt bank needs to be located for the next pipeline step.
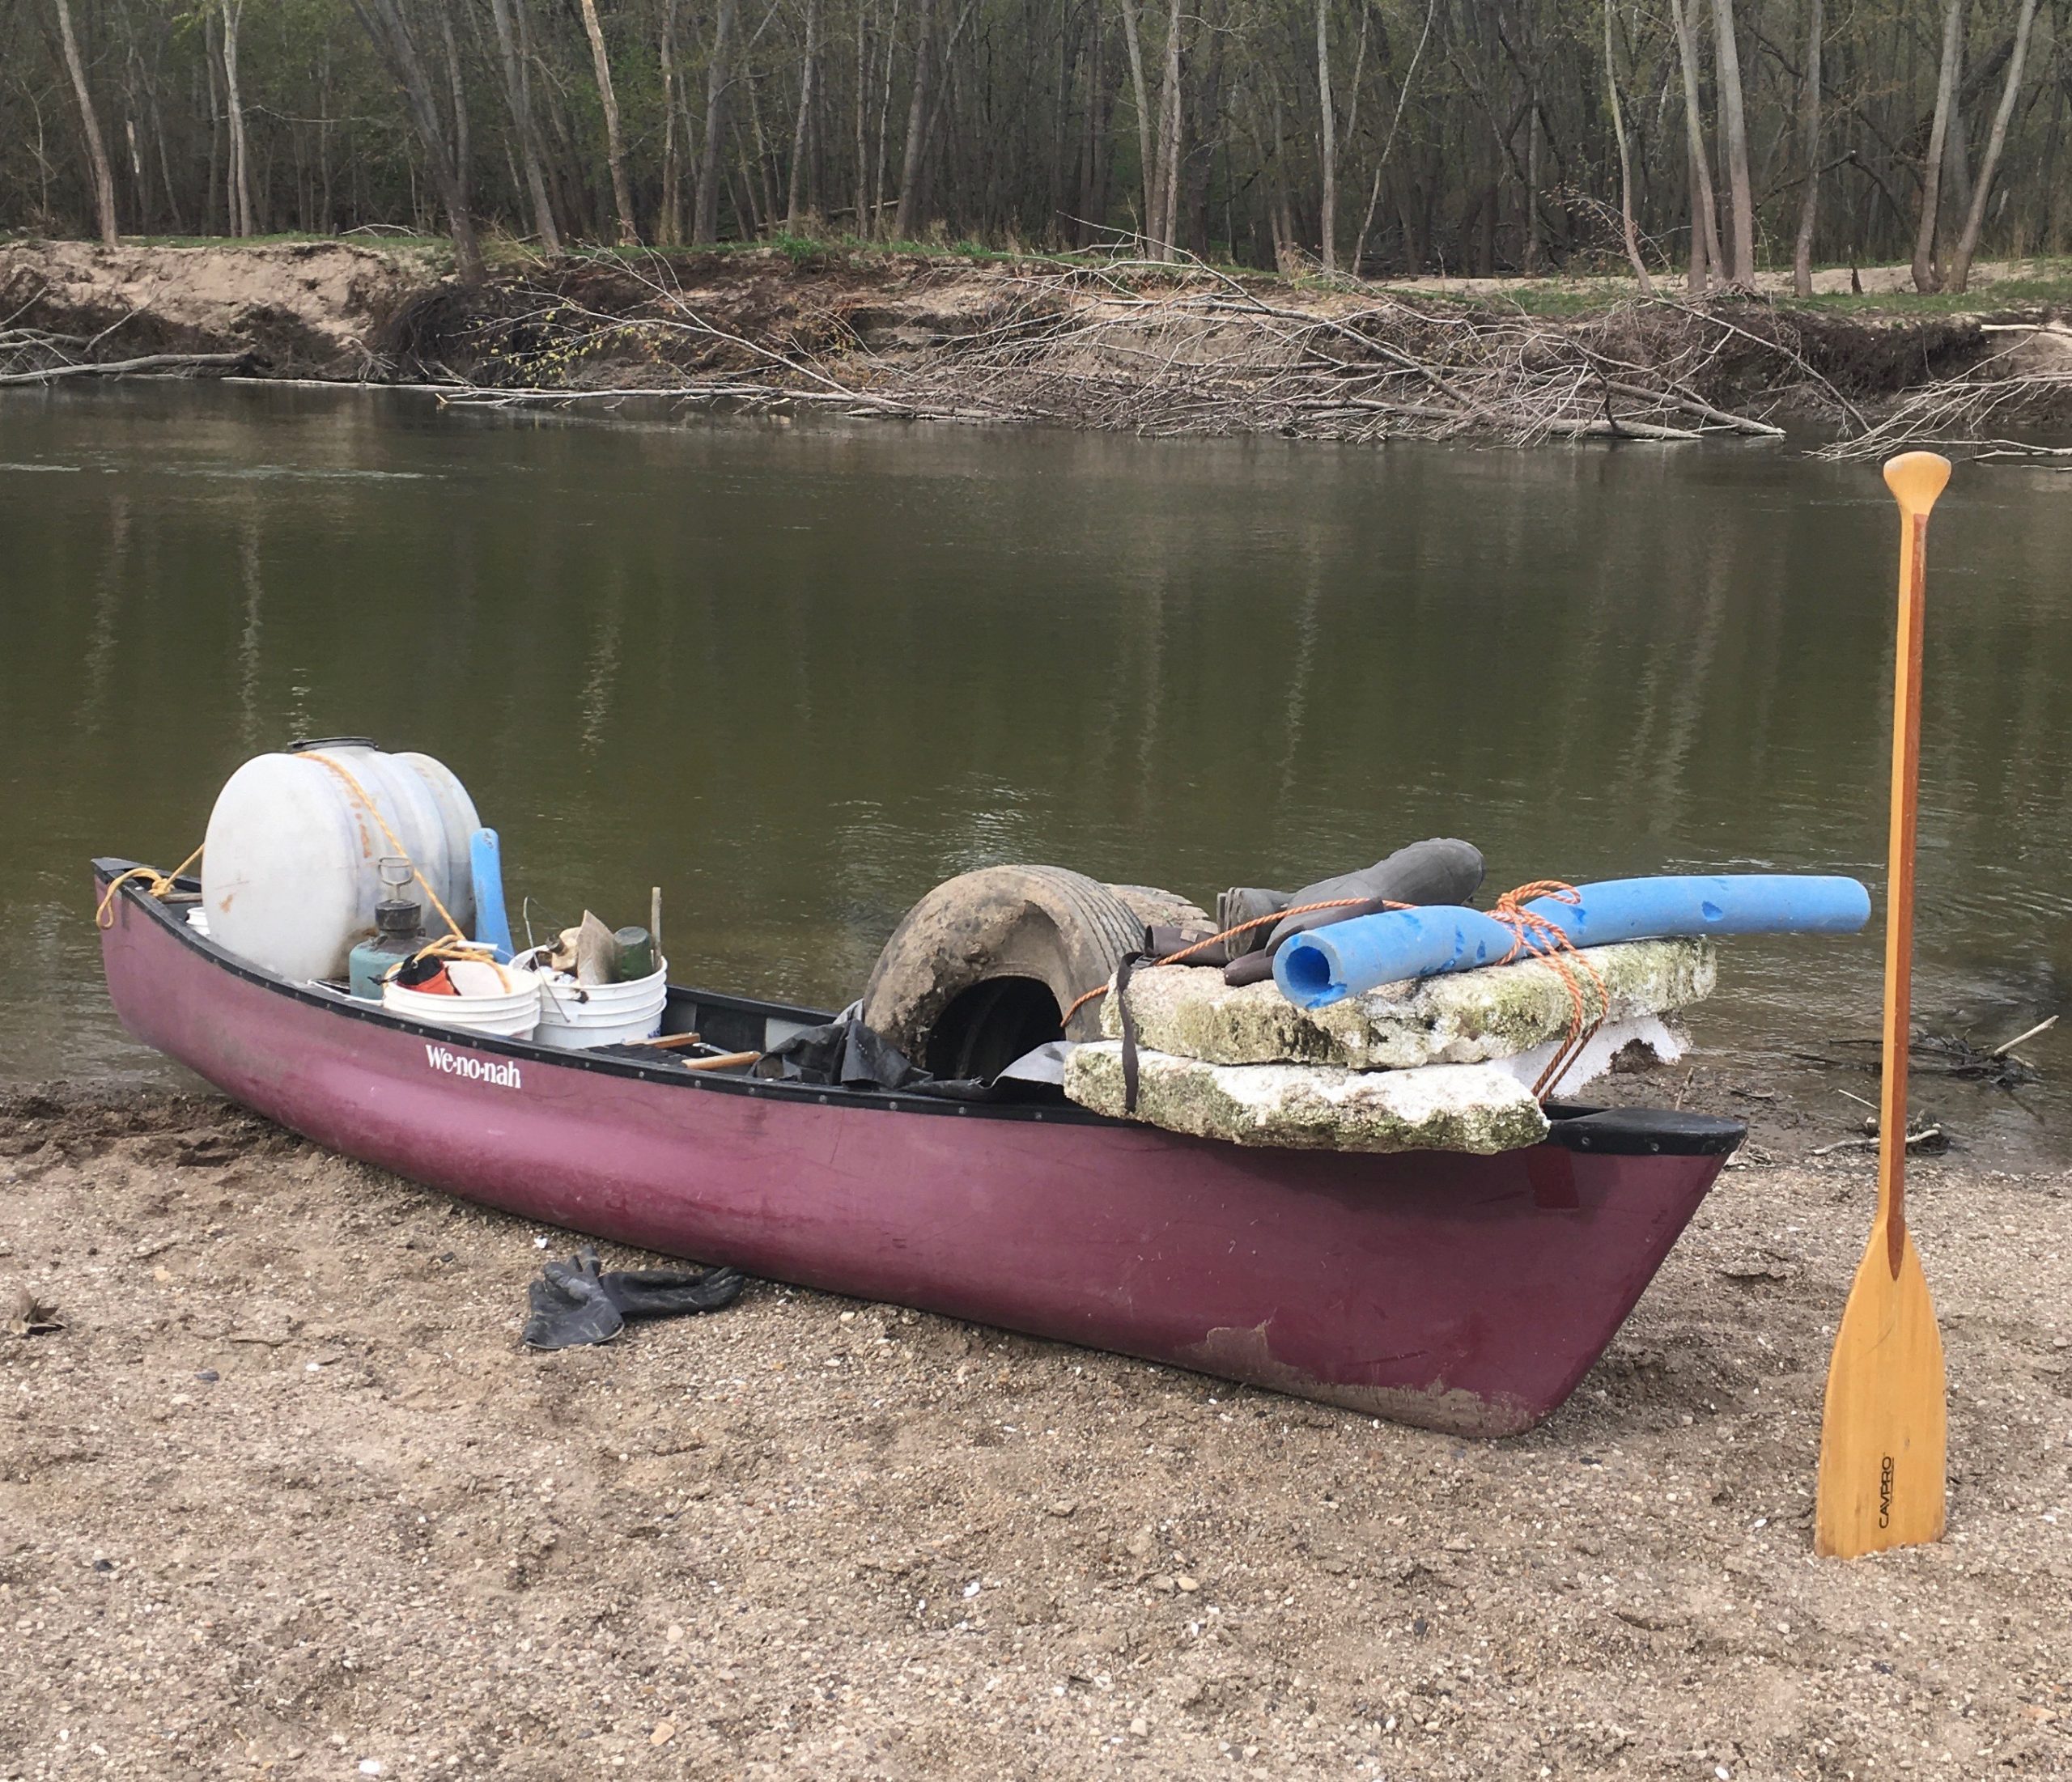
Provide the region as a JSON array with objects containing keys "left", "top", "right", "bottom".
[
  {"left": 0, "top": 240, "right": 438, "bottom": 380},
  {"left": 5, "top": 240, "right": 2065, "bottom": 448},
  {"left": 3, "top": 1083, "right": 2068, "bottom": 1781}
]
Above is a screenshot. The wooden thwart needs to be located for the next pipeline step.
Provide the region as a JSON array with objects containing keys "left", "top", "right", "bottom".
[{"left": 1814, "top": 451, "right": 1951, "bottom": 1560}]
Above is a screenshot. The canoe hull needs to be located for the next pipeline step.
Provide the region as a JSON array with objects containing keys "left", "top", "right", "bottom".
[{"left": 96, "top": 867, "right": 1736, "bottom": 1437}]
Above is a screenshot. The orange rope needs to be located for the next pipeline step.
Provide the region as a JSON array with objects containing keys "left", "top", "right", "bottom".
[
  {"left": 1487, "top": 880, "right": 1611, "bottom": 1098},
  {"left": 299, "top": 751, "right": 473, "bottom": 947},
  {"left": 1060, "top": 896, "right": 1410, "bottom": 1027},
  {"left": 1068, "top": 879, "right": 1615, "bottom": 1104},
  {"left": 96, "top": 845, "right": 205, "bottom": 928}
]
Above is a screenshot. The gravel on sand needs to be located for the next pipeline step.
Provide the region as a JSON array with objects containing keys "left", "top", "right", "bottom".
[{"left": 2, "top": 1086, "right": 2068, "bottom": 1780}]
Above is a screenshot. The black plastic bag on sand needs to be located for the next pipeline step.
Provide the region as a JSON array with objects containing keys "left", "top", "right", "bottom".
[{"left": 522, "top": 1246, "right": 746, "bottom": 1350}]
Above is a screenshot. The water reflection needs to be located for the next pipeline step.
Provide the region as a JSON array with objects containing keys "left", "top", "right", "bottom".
[{"left": 4, "top": 384, "right": 2070, "bottom": 1158}]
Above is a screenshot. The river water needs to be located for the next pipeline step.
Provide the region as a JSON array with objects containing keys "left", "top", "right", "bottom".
[{"left": 6, "top": 383, "right": 2069, "bottom": 1158}]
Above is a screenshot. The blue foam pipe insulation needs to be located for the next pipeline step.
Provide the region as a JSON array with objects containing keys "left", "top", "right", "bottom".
[
  {"left": 469, "top": 827, "right": 515, "bottom": 962},
  {"left": 1272, "top": 874, "right": 1872, "bottom": 1009}
]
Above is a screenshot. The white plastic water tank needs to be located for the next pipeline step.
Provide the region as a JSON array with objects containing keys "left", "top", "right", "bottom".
[{"left": 201, "top": 740, "right": 482, "bottom": 983}]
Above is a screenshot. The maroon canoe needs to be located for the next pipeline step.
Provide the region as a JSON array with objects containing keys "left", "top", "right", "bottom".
[{"left": 94, "top": 859, "right": 1743, "bottom": 1437}]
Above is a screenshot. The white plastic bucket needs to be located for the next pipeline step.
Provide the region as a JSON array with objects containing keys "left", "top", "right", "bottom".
[
  {"left": 515, "top": 948, "right": 669, "bottom": 1050},
  {"left": 383, "top": 958, "right": 541, "bottom": 1039}
]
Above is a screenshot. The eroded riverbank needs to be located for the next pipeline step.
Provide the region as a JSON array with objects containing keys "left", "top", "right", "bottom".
[
  {"left": 2, "top": 1081, "right": 2068, "bottom": 1780},
  {"left": 4, "top": 240, "right": 2064, "bottom": 448}
]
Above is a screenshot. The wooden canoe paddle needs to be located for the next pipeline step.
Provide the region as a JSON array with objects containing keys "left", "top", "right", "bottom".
[{"left": 1814, "top": 450, "right": 1952, "bottom": 1559}]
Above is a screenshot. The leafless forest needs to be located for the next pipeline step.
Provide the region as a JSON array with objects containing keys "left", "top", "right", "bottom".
[{"left": 5, "top": 0, "right": 2068, "bottom": 292}]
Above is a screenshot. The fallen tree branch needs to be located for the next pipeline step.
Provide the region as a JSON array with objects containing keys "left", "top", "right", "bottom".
[{"left": 0, "top": 350, "right": 248, "bottom": 387}]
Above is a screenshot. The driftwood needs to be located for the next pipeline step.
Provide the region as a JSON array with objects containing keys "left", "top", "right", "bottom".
[
  {"left": 0, "top": 347, "right": 248, "bottom": 386},
  {"left": 1818, "top": 327, "right": 2072, "bottom": 460},
  {"left": 419, "top": 252, "right": 1819, "bottom": 448}
]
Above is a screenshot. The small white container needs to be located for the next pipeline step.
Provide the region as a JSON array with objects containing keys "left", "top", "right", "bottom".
[
  {"left": 514, "top": 947, "right": 669, "bottom": 1050},
  {"left": 383, "top": 958, "right": 541, "bottom": 1039}
]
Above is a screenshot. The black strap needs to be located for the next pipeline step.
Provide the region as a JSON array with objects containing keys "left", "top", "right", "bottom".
[{"left": 1113, "top": 949, "right": 1149, "bottom": 1114}]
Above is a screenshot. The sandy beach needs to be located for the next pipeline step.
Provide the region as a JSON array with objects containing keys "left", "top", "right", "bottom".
[{"left": 3, "top": 1081, "right": 2068, "bottom": 1780}]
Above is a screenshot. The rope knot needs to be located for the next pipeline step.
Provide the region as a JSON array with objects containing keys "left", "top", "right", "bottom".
[{"left": 1488, "top": 880, "right": 1610, "bottom": 1098}]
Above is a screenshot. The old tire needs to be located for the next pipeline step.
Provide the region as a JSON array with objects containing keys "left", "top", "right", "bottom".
[
  {"left": 1106, "top": 883, "right": 1215, "bottom": 936},
  {"left": 861, "top": 864, "right": 1149, "bottom": 1078}
]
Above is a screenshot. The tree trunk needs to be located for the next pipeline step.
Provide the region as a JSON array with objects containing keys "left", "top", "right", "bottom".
[
  {"left": 203, "top": 5, "right": 223, "bottom": 235},
  {"left": 487, "top": 0, "right": 558, "bottom": 250},
  {"left": 893, "top": 0, "right": 936, "bottom": 239},
  {"left": 222, "top": 0, "right": 253, "bottom": 235},
  {"left": 1912, "top": 0, "right": 1966, "bottom": 292},
  {"left": 1603, "top": 0, "right": 1653, "bottom": 294},
  {"left": 441, "top": 1, "right": 470, "bottom": 223},
  {"left": 578, "top": 0, "right": 639, "bottom": 244},
  {"left": 787, "top": 0, "right": 820, "bottom": 231},
  {"left": 1947, "top": 0, "right": 2038, "bottom": 292},
  {"left": 1316, "top": 0, "right": 1335, "bottom": 271},
  {"left": 1668, "top": 0, "right": 1723, "bottom": 292},
  {"left": 1709, "top": 0, "right": 1755, "bottom": 283},
  {"left": 1792, "top": 0, "right": 1824, "bottom": 297},
  {"left": 347, "top": 0, "right": 486, "bottom": 282},
  {"left": 1147, "top": 0, "right": 1182, "bottom": 257},
  {"left": 853, "top": 0, "right": 869, "bottom": 231},
  {"left": 53, "top": 0, "right": 119, "bottom": 246},
  {"left": 658, "top": 0, "right": 682, "bottom": 243},
  {"left": 694, "top": 0, "right": 740, "bottom": 242},
  {"left": 869, "top": 0, "right": 902, "bottom": 235},
  {"left": 1117, "top": 0, "right": 1153, "bottom": 240}
]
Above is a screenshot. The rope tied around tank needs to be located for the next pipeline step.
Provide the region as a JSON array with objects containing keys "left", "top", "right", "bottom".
[
  {"left": 1488, "top": 880, "right": 1611, "bottom": 1099},
  {"left": 95, "top": 845, "right": 206, "bottom": 928},
  {"left": 299, "top": 751, "right": 512, "bottom": 988}
]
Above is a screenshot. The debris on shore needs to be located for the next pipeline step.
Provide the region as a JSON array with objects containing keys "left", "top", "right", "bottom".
[{"left": 4, "top": 240, "right": 2061, "bottom": 452}]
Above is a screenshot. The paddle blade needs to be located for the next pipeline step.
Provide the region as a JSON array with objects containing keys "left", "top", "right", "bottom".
[
  {"left": 1883, "top": 451, "right": 1951, "bottom": 520},
  {"left": 1815, "top": 1227, "right": 1947, "bottom": 1558}
]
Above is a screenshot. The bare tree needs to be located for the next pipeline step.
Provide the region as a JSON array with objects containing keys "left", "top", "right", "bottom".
[
  {"left": 1316, "top": 0, "right": 1337, "bottom": 271},
  {"left": 53, "top": 0, "right": 119, "bottom": 247},
  {"left": 1709, "top": 0, "right": 1755, "bottom": 284},
  {"left": 694, "top": 0, "right": 740, "bottom": 243},
  {"left": 487, "top": 0, "right": 561, "bottom": 251},
  {"left": 1668, "top": 0, "right": 1724, "bottom": 293},
  {"left": 1792, "top": 0, "right": 1823, "bottom": 298},
  {"left": 1604, "top": 0, "right": 1652, "bottom": 294},
  {"left": 221, "top": 0, "right": 253, "bottom": 235},
  {"left": 788, "top": 0, "right": 821, "bottom": 231},
  {"left": 1118, "top": 0, "right": 1154, "bottom": 241},
  {"left": 348, "top": 0, "right": 486, "bottom": 281},
  {"left": 578, "top": 0, "right": 639, "bottom": 244},
  {"left": 1947, "top": 0, "right": 2040, "bottom": 294},
  {"left": 893, "top": 0, "right": 936, "bottom": 237},
  {"left": 1913, "top": 0, "right": 1967, "bottom": 293},
  {"left": 1147, "top": 0, "right": 1182, "bottom": 257}
]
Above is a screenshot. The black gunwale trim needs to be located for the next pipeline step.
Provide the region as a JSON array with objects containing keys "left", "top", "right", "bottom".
[
  {"left": 1541, "top": 1101, "right": 1747, "bottom": 1157},
  {"left": 96, "top": 860, "right": 1745, "bottom": 1156},
  {"left": 94, "top": 859, "right": 1113, "bottom": 1126}
]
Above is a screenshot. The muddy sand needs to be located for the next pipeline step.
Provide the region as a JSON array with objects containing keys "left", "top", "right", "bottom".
[{"left": 2, "top": 1084, "right": 2068, "bottom": 1782}]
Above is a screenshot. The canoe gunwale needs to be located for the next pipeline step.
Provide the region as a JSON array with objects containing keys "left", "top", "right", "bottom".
[{"left": 93, "top": 858, "right": 1746, "bottom": 1157}]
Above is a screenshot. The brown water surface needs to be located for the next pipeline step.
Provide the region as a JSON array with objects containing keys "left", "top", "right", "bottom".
[{"left": 5, "top": 384, "right": 2068, "bottom": 1157}]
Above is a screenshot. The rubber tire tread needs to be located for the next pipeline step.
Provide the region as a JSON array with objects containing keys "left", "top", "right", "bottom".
[{"left": 860, "top": 864, "right": 1149, "bottom": 1060}]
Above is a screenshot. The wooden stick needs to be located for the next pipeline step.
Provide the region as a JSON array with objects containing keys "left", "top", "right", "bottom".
[
  {"left": 630, "top": 1031, "right": 704, "bottom": 1051},
  {"left": 1989, "top": 1014, "right": 2057, "bottom": 1059},
  {"left": 680, "top": 1050, "right": 761, "bottom": 1071},
  {"left": 0, "top": 350, "right": 248, "bottom": 386}
]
